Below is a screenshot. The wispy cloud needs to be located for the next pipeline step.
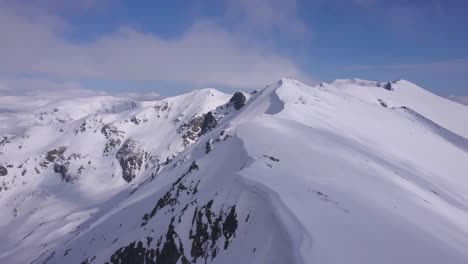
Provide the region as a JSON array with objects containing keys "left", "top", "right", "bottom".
[
  {"left": 0, "top": 77, "right": 161, "bottom": 101},
  {"left": 0, "top": 0, "right": 310, "bottom": 90},
  {"left": 0, "top": 78, "right": 105, "bottom": 97},
  {"left": 223, "top": 0, "right": 308, "bottom": 38}
]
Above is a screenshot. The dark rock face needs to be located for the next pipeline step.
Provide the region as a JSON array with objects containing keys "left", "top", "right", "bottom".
[
  {"left": 112, "top": 199, "right": 238, "bottom": 264},
  {"left": 179, "top": 116, "right": 205, "bottom": 147},
  {"left": 130, "top": 116, "right": 141, "bottom": 125},
  {"left": 199, "top": 112, "right": 217, "bottom": 136},
  {"left": 116, "top": 139, "right": 146, "bottom": 183},
  {"left": 156, "top": 218, "right": 190, "bottom": 264},
  {"left": 109, "top": 241, "right": 157, "bottom": 264},
  {"left": 45, "top": 147, "right": 67, "bottom": 163},
  {"left": 54, "top": 163, "right": 69, "bottom": 181},
  {"left": 0, "top": 165, "right": 7, "bottom": 176},
  {"left": 229, "top": 92, "right": 246, "bottom": 110},
  {"left": 109, "top": 218, "right": 190, "bottom": 264},
  {"left": 0, "top": 136, "right": 10, "bottom": 147},
  {"left": 41, "top": 146, "right": 85, "bottom": 183},
  {"left": 263, "top": 155, "right": 279, "bottom": 162},
  {"left": 135, "top": 160, "right": 239, "bottom": 264},
  {"left": 102, "top": 124, "right": 125, "bottom": 156},
  {"left": 205, "top": 140, "right": 213, "bottom": 154},
  {"left": 384, "top": 82, "right": 393, "bottom": 91},
  {"left": 378, "top": 99, "right": 388, "bottom": 108},
  {"left": 75, "top": 121, "right": 88, "bottom": 135},
  {"left": 81, "top": 256, "right": 96, "bottom": 264},
  {"left": 189, "top": 201, "right": 238, "bottom": 261},
  {"left": 141, "top": 161, "right": 200, "bottom": 227}
]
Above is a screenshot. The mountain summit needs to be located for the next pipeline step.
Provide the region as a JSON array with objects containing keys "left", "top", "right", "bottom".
[{"left": 1, "top": 79, "right": 468, "bottom": 264}]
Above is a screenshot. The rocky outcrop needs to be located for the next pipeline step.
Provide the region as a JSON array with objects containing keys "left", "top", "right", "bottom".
[
  {"left": 112, "top": 198, "right": 238, "bottom": 264},
  {"left": 102, "top": 124, "right": 125, "bottom": 156},
  {"left": 44, "top": 146, "right": 67, "bottom": 164},
  {"left": 110, "top": 217, "right": 190, "bottom": 264},
  {"left": 229, "top": 92, "right": 246, "bottom": 110},
  {"left": 0, "top": 165, "right": 7, "bottom": 176},
  {"left": 199, "top": 112, "right": 217, "bottom": 136},
  {"left": 189, "top": 201, "right": 238, "bottom": 262},
  {"left": 179, "top": 116, "right": 205, "bottom": 147},
  {"left": 40, "top": 146, "right": 83, "bottom": 183},
  {"left": 205, "top": 140, "right": 213, "bottom": 154},
  {"left": 54, "top": 163, "right": 70, "bottom": 182},
  {"left": 378, "top": 99, "right": 388, "bottom": 108},
  {"left": 141, "top": 161, "right": 200, "bottom": 227},
  {"left": 116, "top": 139, "right": 146, "bottom": 183},
  {"left": 384, "top": 82, "right": 393, "bottom": 91}
]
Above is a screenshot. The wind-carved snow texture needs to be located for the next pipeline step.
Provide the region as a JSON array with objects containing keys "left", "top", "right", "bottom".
[{"left": 1, "top": 79, "right": 468, "bottom": 264}]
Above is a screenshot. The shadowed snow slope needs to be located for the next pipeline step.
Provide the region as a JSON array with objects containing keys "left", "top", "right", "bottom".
[{"left": 0, "top": 78, "right": 467, "bottom": 264}]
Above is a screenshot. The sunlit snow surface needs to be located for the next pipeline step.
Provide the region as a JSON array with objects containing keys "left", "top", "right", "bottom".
[{"left": 0, "top": 78, "right": 467, "bottom": 263}]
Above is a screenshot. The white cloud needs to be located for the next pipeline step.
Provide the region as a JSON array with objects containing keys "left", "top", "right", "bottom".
[
  {"left": 0, "top": 77, "right": 108, "bottom": 112},
  {"left": 113, "top": 92, "right": 161, "bottom": 101},
  {"left": 0, "top": 78, "right": 106, "bottom": 98},
  {"left": 224, "top": 0, "right": 307, "bottom": 37},
  {"left": 0, "top": 77, "right": 161, "bottom": 102},
  {"left": 0, "top": 1, "right": 310, "bottom": 89}
]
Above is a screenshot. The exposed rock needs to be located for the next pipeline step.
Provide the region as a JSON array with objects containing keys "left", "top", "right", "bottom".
[
  {"left": 104, "top": 138, "right": 122, "bottom": 156},
  {"left": 109, "top": 241, "right": 157, "bottom": 264},
  {"left": 141, "top": 161, "right": 199, "bottom": 227},
  {"left": 102, "top": 124, "right": 125, "bottom": 156},
  {"left": 116, "top": 139, "right": 146, "bottom": 183},
  {"left": 263, "top": 155, "right": 279, "bottom": 162},
  {"left": 118, "top": 197, "right": 237, "bottom": 264},
  {"left": 54, "top": 163, "right": 68, "bottom": 180},
  {"left": 101, "top": 124, "right": 124, "bottom": 139},
  {"left": 205, "top": 140, "right": 213, "bottom": 154},
  {"left": 154, "top": 101, "right": 169, "bottom": 112},
  {"left": 384, "top": 82, "right": 393, "bottom": 91},
  {"left": 75, "top": 121, "right": 88, "bottom": 134},
  {"left": 179, "top": 116, "right": 204, "bottom": 147},
  {"left": 130, "top": 116, "right": 141, "bottom": 125},
  {"left": 229, "top": 92, "right": 247, "bottom": 110},
  {"left": 156, "top": 218, "right": 190, "bottom": 264},
  {"left": 81, "top": 256, "right": 96, "bottom": 264},
  {"left": 199, "top": 112, "right": 217, "bottom": 136},
  {"left": 109, "top": 218, "right": 190, "bottom": 264},
  {"left": 53, "top": 163, "right": 78, "bottom": 183},
  {"left": 45, "top": 147, "right": 67, "bottom": 163},
  {"left": 0, "top": 136, "right": 10, "bottom": 146},
  {"left": 189, "top": 201, "right": 238, "bottom": 261},
  {"left": 0, "top": 165, "right": 7, "bottom": 176},
  {"left": 378, "top": 99, "right": 388, "bottom": 108}
]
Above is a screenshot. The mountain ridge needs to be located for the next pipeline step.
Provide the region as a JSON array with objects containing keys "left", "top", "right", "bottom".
[{"left": 1, "top": 78, "right": 467, "bottom": 264}]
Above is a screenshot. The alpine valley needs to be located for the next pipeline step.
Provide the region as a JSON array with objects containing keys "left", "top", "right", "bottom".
[{"left": 1, "top": 78, "right": 468, "bottom": 264}]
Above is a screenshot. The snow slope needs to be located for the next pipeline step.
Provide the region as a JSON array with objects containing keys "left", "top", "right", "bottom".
[{"left": 0, "top": 78, "right": 467, "bottom": 264}]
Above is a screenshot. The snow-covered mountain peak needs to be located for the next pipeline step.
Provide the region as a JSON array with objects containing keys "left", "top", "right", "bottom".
[{"left": 1, "top": 78, "right": 468, "bottom": 264}]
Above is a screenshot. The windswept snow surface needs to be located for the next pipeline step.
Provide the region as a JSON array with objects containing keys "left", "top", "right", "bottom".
[{"left": 0, "top": 78, "right": 467, "bottom": 263}]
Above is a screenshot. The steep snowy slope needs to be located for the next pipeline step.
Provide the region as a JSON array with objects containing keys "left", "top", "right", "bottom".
[{"left": 1, "top": 78, "right": 467, "bottom": 264}]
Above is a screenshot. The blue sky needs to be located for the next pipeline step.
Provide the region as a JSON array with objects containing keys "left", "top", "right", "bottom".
[{"left": 0, "top": 0, "right": 467, "bottom": 97}]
